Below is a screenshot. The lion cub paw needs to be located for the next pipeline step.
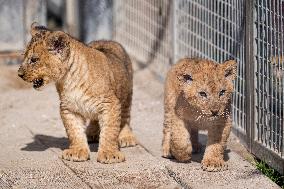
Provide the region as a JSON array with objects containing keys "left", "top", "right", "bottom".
[
  {"left": 175, "top": 154, "right": 191, "bottom": 163},
  {"left": 171, "top": 145, "right": 192, "bottom": 162},
  {"left": 119, "top": 135, "right": 137, "bottom": 148},
  {"left": 201, "top": 158, "right": 228, "bottom": 172},
  {"left": 62, "top": 147, "right": 90, "bottom": 162},
  {"left": 97, "top": 151, "right": 125, "bottom": 164},
  {"left": 162, "top": 144, "right": 172, "bottom": 159}
]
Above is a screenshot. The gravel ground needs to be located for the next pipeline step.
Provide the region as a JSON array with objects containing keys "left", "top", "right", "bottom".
[{"left": 0, "top": 63, "right": 280, "bottom": 189}]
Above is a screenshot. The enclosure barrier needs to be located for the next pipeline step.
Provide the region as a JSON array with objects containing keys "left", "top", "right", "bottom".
[{"left": 114, "top": 0, "right": 284, "bottom": 173}]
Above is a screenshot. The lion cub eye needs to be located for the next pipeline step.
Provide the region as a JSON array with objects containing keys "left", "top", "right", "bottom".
[
  {"left": 199, "top": 91, "right": 207, "bottom": 98},
  {"left": 183, "top": 74, "right": 193, "bottom": 83},
  {"left": 30, "top": 57, "right": 39, "bottom": 64},
  {"left": 219, "top": 90, "right": 226, "bottom": 97}
]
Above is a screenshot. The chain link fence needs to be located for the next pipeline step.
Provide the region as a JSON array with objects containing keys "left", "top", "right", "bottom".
[
  {"left": 173, "top": 0, "right": 246, "bottom": 136},
  {"left": 252, "top": 0, "right": 284, "bottom": 173},
  {"left": 113, "top": 0, "right": 284, "bottom": 173}
]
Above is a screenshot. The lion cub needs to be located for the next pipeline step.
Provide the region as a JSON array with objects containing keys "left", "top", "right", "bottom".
[
  {"left": 18, "top": 23, "right": 136, "bottom": 163},
  {"left": 162, "top": 58, "right": 237, "bottom": 171}
]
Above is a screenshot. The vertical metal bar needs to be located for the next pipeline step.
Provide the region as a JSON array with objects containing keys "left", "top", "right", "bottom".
[
  {"left": 65, "top": 0, "right": 80, "bottom": 38},
  {"left": 245, "top": 0, "right": 255, "bottom": 151},
  {"left": 271, "top": 0, "right": 276, "bottom": 152},
  {"left": 277, "top": 0, "right": 283, "bottom": 157},
  {"left": 271, "top": 0, "right": 274, "bottom": 151},
  {"left": 265, "top": 0, "right": 270, "bottom": 148},
  {"left": 173, "top": 0, "right": 177, "bottom": 63},
  {"left": 261, "top": 0, "right": 266, "bottom": 146}
]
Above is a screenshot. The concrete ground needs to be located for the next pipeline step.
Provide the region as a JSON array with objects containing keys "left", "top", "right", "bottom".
[{"left": 0, "top": 62, "right": 280, "bottom": 189}]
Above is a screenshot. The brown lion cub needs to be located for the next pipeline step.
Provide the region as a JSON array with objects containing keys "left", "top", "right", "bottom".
[
  {"left": 162, "top": 58, "right": 237, "bottom": 171},
  {"left": 18, "top": 23, "right": 137, "bottom": 163}
]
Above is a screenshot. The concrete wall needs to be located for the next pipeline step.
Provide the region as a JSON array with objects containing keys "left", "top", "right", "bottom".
[
  {"left": 80, "top": 0, "right": 113, "bottom": 43},
  {"left": 0, "top": 0, "right": 46, "bottom": 52},
  {"left": 0, "top": 0, "right": 114, "bottom": 52}
]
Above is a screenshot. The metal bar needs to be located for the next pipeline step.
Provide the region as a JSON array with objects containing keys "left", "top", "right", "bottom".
[{"left": 245, "top": 0, "right": 255, "bottom": 151}]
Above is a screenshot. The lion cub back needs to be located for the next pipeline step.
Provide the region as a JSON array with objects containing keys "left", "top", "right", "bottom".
[
  {"left": 88, "top": 40, "right": 133, "bottom": 78},
  {"left": 88, "top": 40, "right": 133, "bottom": 101}
]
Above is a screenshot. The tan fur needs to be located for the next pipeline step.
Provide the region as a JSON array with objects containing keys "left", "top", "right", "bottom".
[
  {"left": 270, "top": 56, "right": 284, "bottom": 80},
  {"left": 18, "top": 23, "right": 136, "bottom": 163},
  {"left": 162, "top": 58, "right": 237, "bottom": 171}
]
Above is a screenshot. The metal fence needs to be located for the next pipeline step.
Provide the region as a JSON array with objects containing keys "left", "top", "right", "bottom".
[
  {"left": 113, "top": 0, "right": 284, "bottom": 173},
  {"left": 172, "top": 0, "right": 247, "bottom": 137},
  {"left": 253, "top": 0, "right": 284, "bottom": 173}
]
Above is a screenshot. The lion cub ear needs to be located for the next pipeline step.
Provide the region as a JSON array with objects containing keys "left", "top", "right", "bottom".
[
  {"left": 46, "top": 31, "right": 70, "bottom": 60},
  {"left": 30, "top": 22, "right": 49, "bottom": 36},
  {"left": 221, "top": 59, "right": 237, "bottom": 80},
  {"left": 177, "top": 73, "right": 193, "bottom": 85}
]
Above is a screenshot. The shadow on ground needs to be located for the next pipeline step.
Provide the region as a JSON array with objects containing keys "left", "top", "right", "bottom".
[
  {"left": 22, "top": 133, "right": 230, "bottom": 163},
  {"left": 21, "top": 134, "right": 99, "bottom": 152}
]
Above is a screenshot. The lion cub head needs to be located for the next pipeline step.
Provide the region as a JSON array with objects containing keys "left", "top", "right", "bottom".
[
  {"left": 18, "top": 23, "right": 70, "bottom": 90},
  {"left": 177, "top": 58, "right": 237, "bottom": 119}
]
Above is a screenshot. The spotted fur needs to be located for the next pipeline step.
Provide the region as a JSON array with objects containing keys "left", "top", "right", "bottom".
[
  {"left": 18, "top": 23, "right": 137, "bottom": 163},
  {"left": 162, "top": 58, "right": 237, "bottom": 172}
]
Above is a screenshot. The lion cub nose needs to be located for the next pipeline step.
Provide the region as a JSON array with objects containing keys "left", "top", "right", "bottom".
[{"left": 211, "top": 110, "right": 218, "bottom": 116}]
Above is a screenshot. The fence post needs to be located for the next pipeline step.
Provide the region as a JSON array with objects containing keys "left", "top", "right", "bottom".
[
  {"left": 64, "top": 0, "right": 80, "bottom": 39},
  {"left": 245, "top": 0, "right": 255, "bottom": 151},
  {"left": 23, "top": 0, "right": 47, "bottom": 45},
  {"left": 172, "top": 0, "right": 177, "bottom": 63}
]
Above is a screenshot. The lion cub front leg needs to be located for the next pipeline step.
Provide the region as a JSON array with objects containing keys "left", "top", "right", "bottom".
[
  {"left": 190, "top": 127, "right": 202, "bottom": 153},
  {"left": 60, "top": 109, "right": 90, "bottom": 162},
  {"left": 97, "top": 97, "right": 125, "bottom": 164},
  {"left": 163, "top": 114, "right": 192, "bottom": 162},
  {"left": 201, "top": 122, "right": 231, "bottom": 172}
]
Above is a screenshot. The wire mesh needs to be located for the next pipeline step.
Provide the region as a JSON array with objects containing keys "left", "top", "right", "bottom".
[
  {"left": 254, "top": 0, "right": 283, "bottom": 157},
  {"left": 173, "top": 0, "right": 246, "bottom": 133},
  {"left": 113, "top": 0, "right": 284, "bottom": 172},
  {"left": 113, "top": 0, "right": 172, "bottom": 80}
]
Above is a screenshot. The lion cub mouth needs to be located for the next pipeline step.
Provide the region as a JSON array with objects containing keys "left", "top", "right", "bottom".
[{"left": 32, "top": 78, "right": 44, "bottom": 89}]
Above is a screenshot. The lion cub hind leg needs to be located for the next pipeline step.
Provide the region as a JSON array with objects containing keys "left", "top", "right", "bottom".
[
  {"left": 162, "top": 126, "right": 172, "bottom": 158},
  {"left": 97, "top": 97, "right": 125, "bottom": 164},
  {"left": 190, "top": 127, "right": 202, "bottom": 153},
  {"left": 118, "top": 94, "right": 137, "bottom": 148},
  {"left": 119, "top": 124, "right": 137, "bottom": 147},
  {"left": 61, "top": 110, "right": 90, "bottom": 162},
  {"left": 168, "top": 116, "right": 192, "bottom": 162},
  {"left": 86, "top": 120, "right": 100, "bottom": 143}
]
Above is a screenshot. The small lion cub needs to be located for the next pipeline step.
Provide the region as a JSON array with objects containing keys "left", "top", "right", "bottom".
[
  {"left": 162, "top": 58, "right": 237, "bottom": 172},
  {"left": 18, "top": 23, "right": 136, "bottom": 163}
]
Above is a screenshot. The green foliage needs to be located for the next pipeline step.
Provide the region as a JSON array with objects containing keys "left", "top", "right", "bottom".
[{"left": 255, "top": 160, "right": 284, "bottom": 188}]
